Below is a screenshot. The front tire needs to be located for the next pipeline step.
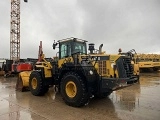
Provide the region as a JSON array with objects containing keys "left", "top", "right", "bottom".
[
  {"left": 60, "top": 72, "right": 89, "bottom": 107},
  {"left": 29, "top": 71, "right": 45, "bottom": 96}
]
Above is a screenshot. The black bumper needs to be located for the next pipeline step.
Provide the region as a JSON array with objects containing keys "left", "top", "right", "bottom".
[{"left": 99, "top": 77, "right": 138, "bottom": 93}]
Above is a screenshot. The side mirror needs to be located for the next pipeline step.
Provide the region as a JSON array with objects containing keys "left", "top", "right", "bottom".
[{"left": 53, "top": 41, "right": 57, "bottom": 49}]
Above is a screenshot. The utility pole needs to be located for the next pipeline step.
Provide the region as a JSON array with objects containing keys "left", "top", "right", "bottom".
[{"left": 10, "top": 0, "right": 27, "bottom": 61}]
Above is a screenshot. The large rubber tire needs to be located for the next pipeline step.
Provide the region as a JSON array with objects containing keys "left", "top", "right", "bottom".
[
  {"left": 60, "top": 72, "right": 89, "bottom": 107},
  {"left": 29, "top": 71, "right": 45, "bottom": 96}
]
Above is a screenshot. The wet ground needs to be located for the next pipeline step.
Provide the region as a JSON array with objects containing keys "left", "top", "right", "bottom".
[{"left": 0, "top": 72, "right": 160, "bottom": 120}]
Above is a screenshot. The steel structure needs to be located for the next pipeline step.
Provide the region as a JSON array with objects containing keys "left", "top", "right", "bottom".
[
  {"left": 10, "top": 0, "right": 21, "bottom": 61},
  {"left": 10, "top": 0, "right": 27, "bottom": 61}
]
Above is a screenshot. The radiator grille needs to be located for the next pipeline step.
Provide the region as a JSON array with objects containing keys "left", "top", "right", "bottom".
[{"left": 98, "top": 61, "right": 107, "bottom": 75}]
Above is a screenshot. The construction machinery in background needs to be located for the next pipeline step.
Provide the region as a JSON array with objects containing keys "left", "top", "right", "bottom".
[
  {"left": 2, "top": 41, "right": 40, "bottom": 77},
  {"left": 119, "top": 49, "right": 160, "bottom": 72},
  {"left": 9, "top": 40, "right": 42, "bottom": 75},
  {"left": 17, "top": 37, "right": 138, "bottom": 107},
  {"left": 11, "top": 60, "right": 33, "bottom": 74},
  {"left": 0, "top": 59, "right": 15, "bottom": 77},
  {"left": 1, "top": 0, "right": 28, "bottom": 77},
  {"left": 0, "top": 59, "right": 33, "bottom": 77},
  {"left": 0, "top": 59, "right": 6, "bottom": 76},
  {"left": 134, "top": 53, "right": 160, "bottom": 72}
]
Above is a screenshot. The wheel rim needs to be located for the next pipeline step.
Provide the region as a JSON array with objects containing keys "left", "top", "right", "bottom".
[
  {"left": 65, "top": 81, "right": 77, "bottom": 98},
  {"left": 31, "top": 78, "right": 37, "bottom": 89}
]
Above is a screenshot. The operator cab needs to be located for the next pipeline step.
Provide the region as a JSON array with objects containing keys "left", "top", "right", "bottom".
[{"left": 58, "top": 38, "right": 87, "bottom": 59}]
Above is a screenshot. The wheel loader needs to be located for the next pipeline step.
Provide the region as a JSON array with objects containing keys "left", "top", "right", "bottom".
[{"left": 16, "top": 37, "right": 138, "bottom": 107}]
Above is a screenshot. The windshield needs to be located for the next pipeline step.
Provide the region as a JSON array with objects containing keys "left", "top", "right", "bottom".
[
  {"left": 73, "top": 42, "right": 87, "bottom": 54},
  {"left": 59, "top": 41, "right": 87, "bottom": 59}
]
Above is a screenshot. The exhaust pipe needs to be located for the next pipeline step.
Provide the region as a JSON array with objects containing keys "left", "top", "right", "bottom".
[
  {"left": 99, "top": 44, "right": 103, "bottom": 54},
  {"left": 88, "top": 43, "right": 95, "bottom": 54}
]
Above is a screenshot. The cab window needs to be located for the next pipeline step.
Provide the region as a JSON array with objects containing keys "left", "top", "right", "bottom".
[{"left": 60, "top": 43, "right": 71, "bottom": 59}]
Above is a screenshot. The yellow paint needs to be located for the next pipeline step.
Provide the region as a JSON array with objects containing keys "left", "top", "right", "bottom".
[
  {"left": 31, "top": 78, "right": 37, "bottom": 89},
  {"left": 19, "top": 71, "right": 31, "bottom": 87},
  {"left": 65, "top": 81, "right": 77, "bottom": 98},
  {"left": 58, "top": 57, "right": 73, "bottom": 68},
  {"left": 138, "top": 62, "right": 153, "bottom": 68}
]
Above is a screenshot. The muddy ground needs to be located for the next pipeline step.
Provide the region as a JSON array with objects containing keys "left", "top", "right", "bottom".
[{"left": 0, "top": 72, "right": 160, "bottom": 120}]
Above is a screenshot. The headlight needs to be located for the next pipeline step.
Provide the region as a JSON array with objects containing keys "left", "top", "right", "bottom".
[{"left": 89, "top": 70, "right": 93, "bottom": 75}]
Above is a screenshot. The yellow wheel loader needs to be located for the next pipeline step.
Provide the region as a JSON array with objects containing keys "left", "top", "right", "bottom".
[{"left": 16, "top": 37, "right": 138, "bottom": 107}]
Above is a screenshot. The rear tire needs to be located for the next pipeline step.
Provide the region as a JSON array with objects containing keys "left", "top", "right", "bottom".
[
  {"left": 60, "top": 72, "right": 89, "bottom": 107},
  {"left": 29, "top": 71, "right": 45, "bottom": 96}
]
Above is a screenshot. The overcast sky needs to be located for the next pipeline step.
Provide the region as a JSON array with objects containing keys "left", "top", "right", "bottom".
[{"left": 0, "top": 0, "right": 160, "bottom": 59}]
